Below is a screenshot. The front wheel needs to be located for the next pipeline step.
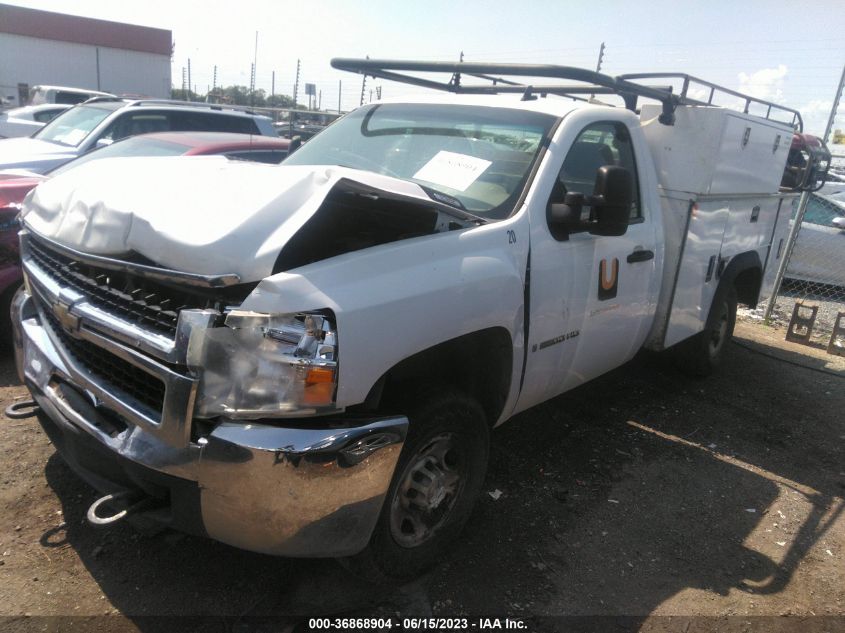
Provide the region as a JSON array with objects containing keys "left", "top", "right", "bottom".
[
  {"left": 341, "top": 389, "right": 490, "bottom": 582},
  {"left": 677, "top": 286, "right": 737, "bottom": 377}
]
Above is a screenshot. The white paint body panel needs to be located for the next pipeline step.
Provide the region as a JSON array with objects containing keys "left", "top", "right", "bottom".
[
  {"left": 515, "top": 107, "right": 663, "bottom": 414},
  {"left": 23, "top": 159, "right": 446, "bottom": 282},
  {"left": 640, "top": 105, "right": 793, "bottom": 195},
  {"left": 241, "top": 216, "right": 529, "bottom": 414},
  {"left": 639, "top": 105, "right": 796, "bottom": 350}
]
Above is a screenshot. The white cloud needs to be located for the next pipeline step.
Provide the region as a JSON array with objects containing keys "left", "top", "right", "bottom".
[
  {"left": 798, "top": 99, "right": 837, "bottom": 137},
  {"left": 738, "top": 64, "right": 788, "bottom": 101},
  {"left": 686, "top": 86, "right": 709, "bottom": 102},
  {"left": 800, "top": 99, "right": 833, "bottom": 115}
]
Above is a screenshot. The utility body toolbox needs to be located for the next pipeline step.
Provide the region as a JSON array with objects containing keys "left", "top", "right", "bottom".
[{"left": 639, "top": 104, "right": 798, "bottom": 349}]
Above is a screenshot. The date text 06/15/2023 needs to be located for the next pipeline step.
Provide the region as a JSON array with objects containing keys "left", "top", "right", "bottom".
[{"left": 307, "top": 617, "right": 527, "bottom": 630}]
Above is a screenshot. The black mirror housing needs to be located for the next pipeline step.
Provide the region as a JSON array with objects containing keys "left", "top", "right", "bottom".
[
  {"left": 547, "top": 192, "right": 585, "bottom": 241},
  {"left": 589, "top": 165, "right": 633, "bottom": 237}
]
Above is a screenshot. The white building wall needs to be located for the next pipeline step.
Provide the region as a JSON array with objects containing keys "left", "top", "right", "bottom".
[{"left": 0, "top": 33, "right": 170, "bottom": 105}]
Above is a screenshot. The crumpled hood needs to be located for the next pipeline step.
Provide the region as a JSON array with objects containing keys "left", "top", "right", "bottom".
[
  {"left": 22, "top": 155, "right": 436, "bottom": 282},
  {"left": 0, "top": 137, "right": 77, "bottom": 173}
]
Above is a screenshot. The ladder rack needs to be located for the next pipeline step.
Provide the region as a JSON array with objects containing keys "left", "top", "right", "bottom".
[{"left": 330, "top": 58, "right": 803, "bottom": 131}]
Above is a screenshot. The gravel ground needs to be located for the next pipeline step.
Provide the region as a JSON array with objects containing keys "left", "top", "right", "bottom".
[
  {"left": 746, "top": 289, "right": 845, "bottom": 349},
  {"left": 0, "top": 319, "right": 843, "bottom": 633}
]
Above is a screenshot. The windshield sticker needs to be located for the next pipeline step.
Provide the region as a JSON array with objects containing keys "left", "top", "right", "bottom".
[
  {"left": 58, "top": 129, "right": 87, "bottom": 146},
  {"left": 413, "top": 151, "right": 492, "bottom": 192}
]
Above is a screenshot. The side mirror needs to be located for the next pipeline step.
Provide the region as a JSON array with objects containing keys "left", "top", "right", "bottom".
[
  {"left": 547, "top": 192, "right": 585, "bottom": 241},
  {"left": 287, "top": 136, "right": 302, "bottom": 155},
  {"left": 94, "top": 138, "right": 113, "bottom": 150},
  {"left": 589, "top": 165, "right": 632, "bottom": 237}
]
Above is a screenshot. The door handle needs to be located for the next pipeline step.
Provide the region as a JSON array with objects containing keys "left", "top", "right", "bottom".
[{"left": 627, "top": 249, "right": 654, "bottom": 263}]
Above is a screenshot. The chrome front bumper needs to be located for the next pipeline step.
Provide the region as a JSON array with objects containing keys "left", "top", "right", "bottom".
[{"left": 12, "top": 288, "right": 407, "bottom": 557}]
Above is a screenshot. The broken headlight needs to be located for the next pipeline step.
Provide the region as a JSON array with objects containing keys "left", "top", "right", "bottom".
[{"left": 187, "top": 310, "right": 338, "bottom": 419}]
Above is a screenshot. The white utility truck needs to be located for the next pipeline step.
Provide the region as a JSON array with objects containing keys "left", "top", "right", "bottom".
[{"left": 11, "top": 60, "right": 821, "bottom": 579}]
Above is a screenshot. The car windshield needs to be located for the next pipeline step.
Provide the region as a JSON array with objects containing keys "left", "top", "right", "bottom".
[
  {"left": 32, "top": 104, "right": 116, "bottom": 147},
  {"left": 803, "top": 195, "right": 845, "bottom": 228},
  {"left": 283, "top": 103, "right": 556, "bottom": 218},
  {"left": 48, "top": 136, "right": 191, "bottom": 177}
]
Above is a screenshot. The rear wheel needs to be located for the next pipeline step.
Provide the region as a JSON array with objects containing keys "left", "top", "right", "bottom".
[
  {"left": 341, "top": 389, "right": 489, "bottom": 582},
  {"left": 677, "top": 286, "right": 737, "bottom": 377}
]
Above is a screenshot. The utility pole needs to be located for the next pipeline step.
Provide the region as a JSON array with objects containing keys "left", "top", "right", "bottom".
[
  {"left": 181, "top": 67, "right": 186, "bottom": 93},
  {"left": 271, "top": 70, "right": 275, "bottom": 97},
  {"left": 318, "top": 89, "right": 322, "bottom": 110},
  {"left": 589, "top": 42, "right": 605, "bottom": 102},
  {"left": 293, "top": 59, "right": 301, "bottom": 107},
  {"left": 187, "top": 58, "right": 192, "bottom": 99},
  {"left": 360, "top": 55, "right": 369, "bottom": 106},
  {"left": 212, "top": 65, "right": 217, "bottom": 91},
  {"left": 253, "top": 31, "right": 259, "bottom": 91},
  {"left": 823, "top": 64, "right": 845, "bottom": 143},
  {"left": 249, "top": 63, "right": 255, "bottom": 106}
]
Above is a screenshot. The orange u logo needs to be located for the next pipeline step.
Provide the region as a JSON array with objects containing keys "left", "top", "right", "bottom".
[
  {"left": 600, "top": 258, "right": 618, "bottom": 290},
  {"left": 598, "top": 258, "right": 619, "bottom": 300}
]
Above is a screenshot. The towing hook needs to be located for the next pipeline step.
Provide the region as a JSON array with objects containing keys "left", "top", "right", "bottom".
[
  {"left": 86, "top": 491, "right": 156, "bottom": 527},
  {"left": 5, "top": 400, "right": 40, "bottom": 420}
]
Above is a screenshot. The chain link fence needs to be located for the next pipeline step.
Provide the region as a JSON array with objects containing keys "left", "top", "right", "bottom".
[{"left": 761, "top": 151, "right": 845, "bottom": 350}]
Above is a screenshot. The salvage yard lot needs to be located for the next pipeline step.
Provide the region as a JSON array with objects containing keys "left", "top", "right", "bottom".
[{"left": 0, "top": 320, "right": 843, "bottom": 631}]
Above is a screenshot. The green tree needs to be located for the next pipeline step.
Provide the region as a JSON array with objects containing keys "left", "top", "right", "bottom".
[
  {"left": 170, "top": 88, "right": 202, "bottom": 101},
  {"left": 266, "top": 94, "right": 301, "bottom": 108},
  {"left": 172, "top": 84, "right": 306, "bottom": 110}
]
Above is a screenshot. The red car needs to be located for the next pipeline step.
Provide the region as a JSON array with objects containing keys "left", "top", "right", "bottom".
[{"left": 0, "top": 131, "right": 295, "bottom": 347}]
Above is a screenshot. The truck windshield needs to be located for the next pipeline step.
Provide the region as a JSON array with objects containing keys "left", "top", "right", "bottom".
[
  {"left": 32, "top": 104, "right": 116, "bottom": 147},
  {"left": 284, "top": 103, "right": 556, "bottom": 218}
]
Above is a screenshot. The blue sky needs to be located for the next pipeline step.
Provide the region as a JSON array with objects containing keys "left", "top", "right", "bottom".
[{"left": 8, "top": 0, "right": 845, "bottom": 135}]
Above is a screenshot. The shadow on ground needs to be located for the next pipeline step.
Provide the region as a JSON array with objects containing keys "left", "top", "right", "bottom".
[{"left": 23, "top": 334, "right": 845, "bottom": 630}]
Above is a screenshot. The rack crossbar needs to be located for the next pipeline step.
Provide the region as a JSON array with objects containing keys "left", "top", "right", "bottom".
[{"left": 331, "top": 58, "right": 802, "bottom": 130}]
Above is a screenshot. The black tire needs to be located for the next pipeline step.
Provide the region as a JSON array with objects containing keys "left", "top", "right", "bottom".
[
  {"left": 677, "top": 286, "right": 737, "bottom": 377},
  {"left": 0, "top": 283, "right": 20, "bottom": 353},
  {"left": 341, "top": 389, "right": 490, "bottom": 582}
]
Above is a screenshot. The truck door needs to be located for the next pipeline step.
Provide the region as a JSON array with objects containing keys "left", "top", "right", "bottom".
[{"left": 517, "top": 118, "right": 660, "bottom": 411}]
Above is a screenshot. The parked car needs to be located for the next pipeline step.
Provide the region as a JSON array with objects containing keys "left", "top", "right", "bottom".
[
  {"left": 0, "top": 104, "right": 73, "bottom": 138},
  {"left": 0, "top": 131, "right": 293, "bottom": 348},
  {"left": 28, "top": 85, "right": 115, "bottom": 106},
  {"left": 0, "top": 177, "right": 26, "bottom": 349},
  {"left": 785, "top": 192, "right": 845, "bottom": 289},
  {"left": 0, "top": 98, "right": 277, "bottom": 174}
]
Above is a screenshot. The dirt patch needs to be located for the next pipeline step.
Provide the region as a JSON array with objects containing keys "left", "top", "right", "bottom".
[{"left": 0, "top": 320, "right": 843, "bottom": 631}]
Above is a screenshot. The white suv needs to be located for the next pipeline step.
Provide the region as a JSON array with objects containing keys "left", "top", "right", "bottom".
[{"left": 0, "top": 98, "right": 277, "bottom": 173}]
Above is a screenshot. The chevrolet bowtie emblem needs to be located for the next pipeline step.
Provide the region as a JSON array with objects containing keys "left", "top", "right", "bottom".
[{"left": 53, "top": 299, "right": 80, "bottom": 332}]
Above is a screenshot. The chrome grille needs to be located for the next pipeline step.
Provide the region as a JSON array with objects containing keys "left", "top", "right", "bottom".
[
  {"left": 28, "top": 237, "right": 222, "bottom": 338},
  {"left": 41, "top": 305, "right": 166, "bottom": 416}
]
